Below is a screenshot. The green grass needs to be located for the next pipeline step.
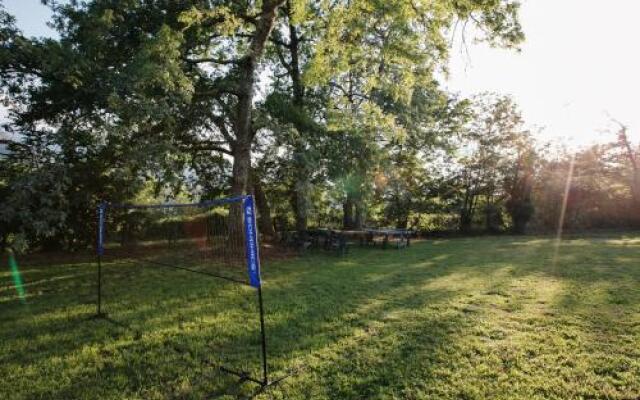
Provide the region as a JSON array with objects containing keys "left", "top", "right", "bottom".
[{"left": 1, "top": 234, "right": 640, "bottom": 399}]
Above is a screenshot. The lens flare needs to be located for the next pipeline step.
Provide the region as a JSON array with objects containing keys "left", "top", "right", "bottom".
[
  {"left": 8, "top": 250, "right": 26, "bottom": 303},
  {"left": 552, "top": 154, "right": 575, "bottom": 267}
]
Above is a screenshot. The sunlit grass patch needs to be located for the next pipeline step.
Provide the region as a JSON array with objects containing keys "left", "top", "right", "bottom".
[{"left": 1, "top": 233, "right": 639, "bottom": 399}]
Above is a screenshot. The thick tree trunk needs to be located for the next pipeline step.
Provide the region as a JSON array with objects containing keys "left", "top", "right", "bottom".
[
  {"left": 230, "top": 0, "right": 285, "bottom": 197},
  {"left": 230, "top": 61, "right": 255, "bottom": 198},
  {"left": 226, "top": 0, "right": 284, "bottom": 238},
  {"left": 294, "top": 170, "right": 309, "bottom": 232},
  {"left": 288, "top": 15, "right": 304, "bottom": 107},
  {"left": 231, "top": 141, "right": 251, "bottom": 197},
  {"left": 229, "top": 141, "right": 251, "bottom": 239}
]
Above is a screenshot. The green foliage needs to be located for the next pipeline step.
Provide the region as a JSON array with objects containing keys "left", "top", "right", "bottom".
[
  {"left": 0, "top": 165, "right": 70, "bottom": 250},
  {"left": 506, "top": 196, "right": 534, "bottom": 233},
  {"left": 505, "top": 136, "right": 538, "bottom": 234},
  {"left": 261, "top": 0, "right": 522, "bottom": 230},
  {"left": 453, "top": 93, "right": 531, "bottom": 232},
  {"left": 1, "top": 0, "right": 527, "bottom": 246},
  {"left": 531, "top": 143, "right": 640, "bottom": 232}
]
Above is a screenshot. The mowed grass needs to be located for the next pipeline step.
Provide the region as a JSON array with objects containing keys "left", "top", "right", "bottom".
[{"left": 1, "top": 234, "right": 639, "bottom": 399}]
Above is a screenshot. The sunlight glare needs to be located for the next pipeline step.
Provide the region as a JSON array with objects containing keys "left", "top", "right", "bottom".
[
  {"left": 552, "top": 154, "right": 575, "bottom": 267},
  {"left": 7, "top": 249, "right": 26, "bottom": 303}
]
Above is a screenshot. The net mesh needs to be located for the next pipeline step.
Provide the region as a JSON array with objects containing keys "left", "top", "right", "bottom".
[
  {"left": 98, "top": 199, "right": 263, "bottom": 378},
  {"left": 101, "top": 203, "right": 249, "bottom": 283}
]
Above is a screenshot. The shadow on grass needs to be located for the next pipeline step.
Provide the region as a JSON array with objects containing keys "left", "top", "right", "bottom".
[
  {"left": 1, "top": 244, "right": 466, "bottom": 398},
  {"left": 1, "top": 233, "right": 639, "bottom": 399}
]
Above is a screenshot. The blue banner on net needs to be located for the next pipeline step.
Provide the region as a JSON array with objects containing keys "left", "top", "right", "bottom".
[
  {"left": 97, "top": 203, "right": 105, "bottom": 256},
  {"left": 243, "top": 196, "right": 262, "bottom": 288}
]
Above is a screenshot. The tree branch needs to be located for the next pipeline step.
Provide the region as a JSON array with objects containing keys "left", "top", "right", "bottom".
[
  {"left": 269, "top": 35, "right": 291, "bottom": 48},
  {"left": 184, "top": 57, "right": 240, "bottom": 65},
  {"left": 274, "top": 44, "right": 292, "bottom": 72},
  {"left": 0, "top": 138, "right": 29, "bottom": 149},
  {"left": 188, "top": 143, "right": 233, "bottom": 155},
  {"left": 211, "top": 116, "right": 235, "bottom": 145}
]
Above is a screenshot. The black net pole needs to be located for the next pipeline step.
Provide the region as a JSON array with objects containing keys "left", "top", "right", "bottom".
[
  {"left": 257, "top": 285, "right": 268, "bottom": 385},
  {"left": 96, "top": 202, "right": 105, "bottom": 317},
  {"left": 97, "top": 255, "right": 102, "bottom": 315},
  {"left": 92, "top": 197, "right": 279, "bottom": 388}
]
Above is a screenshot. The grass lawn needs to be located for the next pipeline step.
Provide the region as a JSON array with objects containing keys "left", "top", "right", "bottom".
[{"left": 1, "top": 234, "right": 639, "bottom": 399}]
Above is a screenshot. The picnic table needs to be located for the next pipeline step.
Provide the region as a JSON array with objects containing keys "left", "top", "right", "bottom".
[
  {"left": 356, "top": 228, "right": 411, "bottom": 249},
  {"left": 280, "top": 228, "right": 411, "bottom": 254},
  {"left": 280, "top": 229, "right": 348, "bottom": 254}
]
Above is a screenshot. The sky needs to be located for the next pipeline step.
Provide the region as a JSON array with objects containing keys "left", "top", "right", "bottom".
[
  {"left": 446, "top": 0, "right": 640, "bottom": 148},
  {"left": 3, "top": 0, "right": 640, "bottom": 149}
]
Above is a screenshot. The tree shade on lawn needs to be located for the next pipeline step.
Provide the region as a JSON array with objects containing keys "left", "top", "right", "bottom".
[{"left": 1, "top": 233, "right": 639, "bottom": 399}]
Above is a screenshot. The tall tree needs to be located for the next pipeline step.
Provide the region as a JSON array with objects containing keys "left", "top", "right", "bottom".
[
  {"left": 265, "top": 0, "right": 325, "bottom": 232},
  {"left": 504, "top": 135, "right": 537, "bottom": 234},
  {"left": 265, "top": 0, "right": 524, "bottom": 231},
  {"left": 1, "top": 1, "right": 292, "bottom": 246},
  {"left": 612, "top": 120, "right": 640, "bottom": 209},
  {"left": 380, "top": 85, "right": 470, "bottom": 229},
  {"left": 455, "top": 94, "right": 527, "bottom": 232},
  {"left": 305, "top": 0, "right": 524, "bottom": 228}
]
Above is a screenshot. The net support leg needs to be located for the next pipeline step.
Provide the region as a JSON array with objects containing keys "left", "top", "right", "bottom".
[
  {"left": 97, "top": 255, "right": 104, "bottom": 317},
  {"left": 257, "top": 285, "right": 269, "bottom": 386},
  {"left": 96, "top": 202, "right": 106, "bottom": 318}
]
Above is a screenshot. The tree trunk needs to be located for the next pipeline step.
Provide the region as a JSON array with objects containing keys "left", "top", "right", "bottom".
[
  {"left": 460, "top": 190, "right": 474, "bottom": 232},
  {"left": 343, "top": 195, "right": 354, "bottom": 229},
  {"left": 294, "top": 169, "right": 309, "bottom": 232},
  {"left": 396, "top": 217, "right": 408, "bottom": 230},
  {"left": 230, "top": 0, "right": 285, "bottom": 197},
  {"left": 252, "top": 174, "right": 276, "bottom": 239},
  {"left": 226, "top": 0, "right": 284, "bottom": 237},
  {"left": 460, "top": 214, "right": 472, "bottom": 232},
  {"left": 354, "top": 200, "right": 364, "bottom": 229},
  {"left": 618, "top": 126, "right": 640, "bottom": 210},
  {"left": 231, "top": 141, "right": 251, "bottom": 197},
  {"left": 229, "top": 141, "right": 251, "bottom": 239},
  {"left": 287, "top": 10, "right": 311, "bottom": 232}
]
